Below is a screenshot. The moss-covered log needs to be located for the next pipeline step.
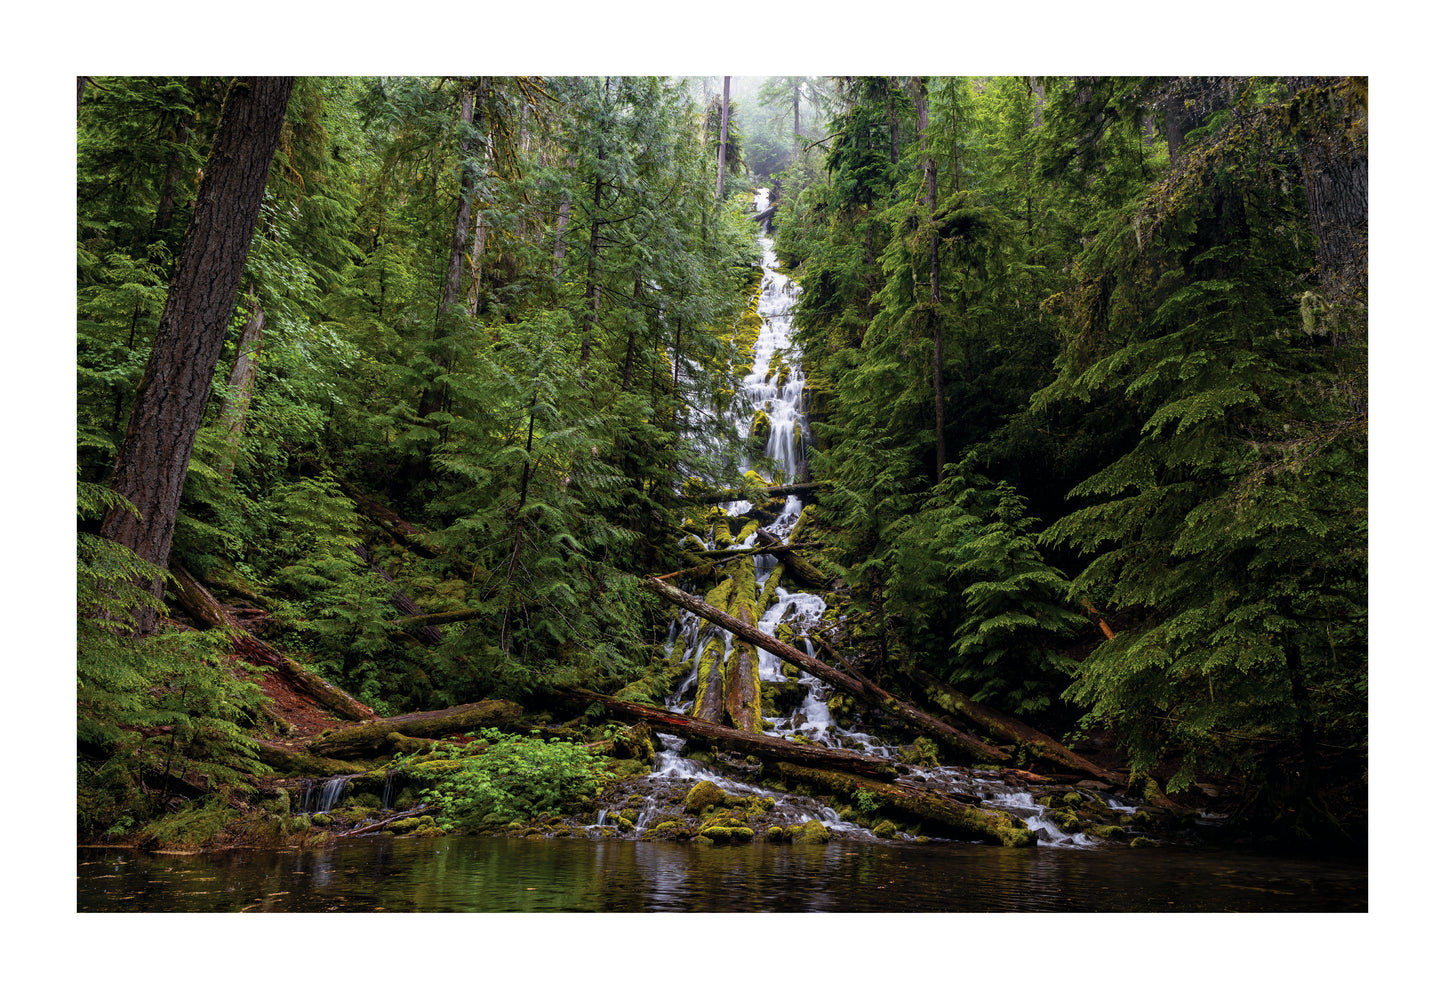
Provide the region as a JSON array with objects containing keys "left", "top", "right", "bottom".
[
  {"left": 774, "top": 762, "right": 1036, "bottom": 846},
  {"left": 305, "top": 699, "right": 523, "bottom": 758},
  {"left": 906, "top": 668, "right": 1131, "bottom": 787},
  {"left": 171, "top": 566, "right": 376, "bottom": 722},
  {"left": 682, "top": 481, "right": 828, "bottom": 504},
  {"left": 643, "top": 577, "right": 1009, "bottom": 765},
  {"left": 560, "top": 687, "right": 898, "bottom": 780}
]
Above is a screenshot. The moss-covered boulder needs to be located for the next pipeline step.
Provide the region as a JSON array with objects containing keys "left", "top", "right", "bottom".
[
  {"left": 872, "top": 820, "right": 898, "bottom": 840},
  {"left": 1129, "top": 836, "right": 1160, "bottom": 848},
  {"left": 787, "top": 819, "right": 832, "bottom": 844},
  {"left": 1088, "top": 825, "right": 1127, "bottom": 840},
  {"left": 684, "top": 780, "right": 728, "bottom": 815}
]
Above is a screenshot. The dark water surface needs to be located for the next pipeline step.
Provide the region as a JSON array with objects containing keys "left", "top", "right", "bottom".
[{"left": 77, "top": 836, "right": 1366, "bottom": 912}]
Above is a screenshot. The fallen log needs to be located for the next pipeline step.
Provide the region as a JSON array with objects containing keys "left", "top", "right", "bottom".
[
  {"left": 353, "top": 544, "right": 443, "bottom": 645},
  {"left": 682, "top": 481, "right": 827, "bottom": 505},
  {"left": 337, "top": 807, "right": 426, "bottom": 837},
  {"left": 336, "top": 476, "right": 444, "bottom": 558},
  {"left": 306, "top": 698, "right": 523, "bottom": 759},
  {"left": 392, "top": 609, "right": 485, "bottom": 631},
  {"left": 905, "top": 667, "right": 1128, "bottom": 785},
  {"left": 171, "top": 566, "right": 376, "bottom": 722},
  {"left": 560, "top": 687, "right": 897, "bottom": 780},
  {"left": 774, "top": 762, "right": 1036, "bottom": 846},
  {"left": 642, "top": 577, "right": 1010, "bottom": 766}
]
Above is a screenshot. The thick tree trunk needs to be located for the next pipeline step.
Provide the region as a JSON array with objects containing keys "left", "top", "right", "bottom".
[
  {"left": 218, "top": 287, "right": 264, "bottom": 482},
  {"left": 642, "top": 577, "right": 1010, "bottom": 765},
  {"left": 99, "top": 76, "right": 294, "bottom": 635},
  {"left": 305, "top": 699, "right": 523, "bottom": 758},
  {"left": 559, "top": 688, "right": 898, "bottom": 779}
]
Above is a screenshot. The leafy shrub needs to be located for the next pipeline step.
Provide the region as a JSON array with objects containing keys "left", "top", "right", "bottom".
[{"left": 401, "top": 730, "right": 609, "bottom": 830}]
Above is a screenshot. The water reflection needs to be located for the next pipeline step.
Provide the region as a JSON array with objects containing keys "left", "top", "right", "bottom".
[{"left": 77, "top": 836, "right": 1366, "bottom": 913}]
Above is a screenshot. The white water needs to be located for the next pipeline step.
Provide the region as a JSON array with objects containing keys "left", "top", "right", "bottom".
[{"left": 636, "top": 189, "right": 1090, "bottom": 847}]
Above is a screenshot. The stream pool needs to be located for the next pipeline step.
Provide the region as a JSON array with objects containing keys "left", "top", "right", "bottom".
[{"left": 77, "top": 835, "right": 1366, "bottom": 912}]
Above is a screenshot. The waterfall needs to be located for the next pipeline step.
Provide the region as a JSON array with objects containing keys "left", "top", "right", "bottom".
[
  {"left": 296, "top": 776, "right": 349, "bottom": 815},
  {"left": 622, "top": 188, "right": 1088, "bottom": 847}
]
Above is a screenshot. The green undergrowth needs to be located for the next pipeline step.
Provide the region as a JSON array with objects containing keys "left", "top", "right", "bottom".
[{"left": 395, "top": 729, "right": 612, "bottom": 832}]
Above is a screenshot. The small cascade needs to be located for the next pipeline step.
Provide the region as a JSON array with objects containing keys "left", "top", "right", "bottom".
[{"left": 296, "top": 776, "right": 350, "bottom": 815}]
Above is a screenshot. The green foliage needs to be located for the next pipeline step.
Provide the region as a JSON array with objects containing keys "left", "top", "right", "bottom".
[
  {"left": 401, "top": 730, "right": 609, "bottom": 830},
  {"left": 78, "top": 486, "right": 267, "bottom": 835}
]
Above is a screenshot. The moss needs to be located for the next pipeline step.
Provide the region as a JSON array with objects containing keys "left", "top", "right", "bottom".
[
  {"left": 351, "top": 792, "right": 382, "bottom": 811},
  {"left": 767, "top": 826, "right": 787, "bottom": 842},
  {"left": 1129, "top": 836, "right": 1160, "bottom": 849},
  {"left": 138, "top": 798, "right": 239, "bottom": 849},
  {"left": 898, "top": 737, "right": 941, "bottom": 768},
  {"left": 412, "top": 826, "right": 447, "bottom": 838},
  {"left": 1120, "top": 811, "right": 1153, "bottom": 828},
  {"left": 1059, "top": 791, "right": 1084, "bottom": 808},
  {"left": 684, "top": 780, "right": 728, "bottom": 815},
  {"left": 787, "top": 819, "right": 832, "bottom": 844},
  {"left": 311, "top": 813, "right": 334, "bottom": 827},
  {"left": 1053, "top": 811, "right": 1082, "bottom": 833},
  {"left": 872, "top": 820, "right": 898, "bottom": 840},
  {"left": 1088, "top": 825, "right": 1127, "bottom": 840}
]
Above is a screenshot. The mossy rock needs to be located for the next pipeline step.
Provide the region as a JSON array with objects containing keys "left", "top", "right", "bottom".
[
  {"left": 766, "top": 826, "right": 787, "bottom": 843},
  {"left": 684, "top": 780, "right": 728, "bottom": 815},
  {"left": 1088, "top": 825, "right": 1127, "bottom": 840},
  {"left": 1053, "top": 811, "right": 1082, "bottom": 833},
  {"left": 1120, "top": 811, "right": 1153, "bottom": 828},
  {"left": 310, "top": 813, "right": 334, "bottom": 827},
  {"left": 412, "top": 826, "right": 447, "bottom": 838},
  {"left": 1059, "top": 791, "right": 1084, "bottom": 808},
  {"left": 872, "top": 820, "right": 898, "bottom": 840},
  {"left": 1129, "top": 836, "right": 1160, "bottom": 849},
  {"left": 787, "top": 819, "right": 832, "bottom": 844},
  {"left": 699, "top": 824, "right": 756, "bottom": 843},
  {"left": 351, "top": 792, "right": 382, "bottom": 811}
]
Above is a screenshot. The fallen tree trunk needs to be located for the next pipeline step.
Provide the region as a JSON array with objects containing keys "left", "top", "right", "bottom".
[
  {"left": 683, "top": 481, "right": 827, "bottom": 504},
  {"left": 905, "top": 667, "right": 1128, "bottom": 786},
  {"left": 171, "top": 566, "right": 376, "bottom": 722},
  {"left": 560, "top": 687, "right": 897, "bottom": 780},
  {"left": 773, "top": 762, "right": 1036, "bottom": 846},
  {"left": 336, "top": 476, "right": 444, "bottom": 558},
  {"left": 353, "top": 544, "right": 443, "bottom": 646},
  {"left": 642, "top": 577, "right": 1010, "bottom": 766},
  {"left": 305, "top": 698, "right": 523, "bottom": 759}
]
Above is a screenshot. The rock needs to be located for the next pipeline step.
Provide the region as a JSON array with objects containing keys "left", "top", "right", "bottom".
[
  {"left": 684, "top": 780, "right": 728, "bottom": 815},
  {"left": 872, "top": 820, "right": 898, "bottom": 840}
]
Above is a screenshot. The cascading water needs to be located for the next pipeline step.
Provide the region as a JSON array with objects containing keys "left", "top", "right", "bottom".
[{"left": 596, "top": 188, "right": 1097, "bottom": 848}]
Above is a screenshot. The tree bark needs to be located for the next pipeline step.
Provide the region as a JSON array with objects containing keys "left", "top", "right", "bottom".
[
  {"left": 558, "top": 688, "right": 898, "bottom": 779},
  {"left": 642, "top": 577, "right": 1010, "bottom": 765},
  {"left": 99, "top": 76, "right": 294, "bottom": 635},
  {"left": 305, "top": 699, "right": 523, "bottom": 758}
]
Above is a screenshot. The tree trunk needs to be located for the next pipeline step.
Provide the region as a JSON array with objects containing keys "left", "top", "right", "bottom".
[
  {"left": 905, "top": 668, "right": 1133, "bottom": 788},
  {"left": 305, "top": 699, "right": 523, "bottom": 758},
  {"left": 169, "top": 565, "right": 376, "bottom": 722},
  {"left": 558, "top": 688, "right": 898, "bottom": 779},
  {"left": 218, "top": 286, "right": 264, "bottom": 483},
  {"left": 419, "top": 80, "right": 483, "bottom": 421},
  {"left": 772, "top": 763, "right": 1036, "bottom": 846},
  {"left": 642, "top": 577, "right": 1010, "bottom": 765},
  {"left": 99, "top": 75, "right": 294, "bottom": 635},
  {"left": 682, "top": 480, "right": 826, "bottom": 504},
  {"left": 716, "top": 75, "right": 731, "bottom": 199},
  {"left": 352, "top": 544, "right": 444, "bottom": 645}
]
